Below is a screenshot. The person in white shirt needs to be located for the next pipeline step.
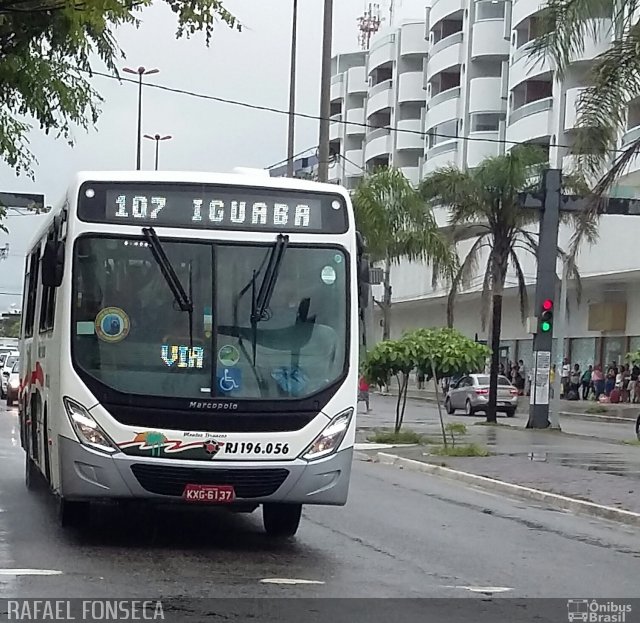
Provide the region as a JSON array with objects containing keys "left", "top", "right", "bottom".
[{"left": 561, "top": 358, "right": 571, "bottom": 398}]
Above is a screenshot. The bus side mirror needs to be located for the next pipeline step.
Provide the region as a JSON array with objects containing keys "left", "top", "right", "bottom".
[
  {"left": 41, "top": 240, "right": 64, "bottom": 288},
  {"left": 358, "top": 257, "right": 370, "bottom": 309}
]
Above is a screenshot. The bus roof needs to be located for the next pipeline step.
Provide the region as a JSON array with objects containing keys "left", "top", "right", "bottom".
[{"left": 71, "top": 170, "right": 348, "bottom": 196}]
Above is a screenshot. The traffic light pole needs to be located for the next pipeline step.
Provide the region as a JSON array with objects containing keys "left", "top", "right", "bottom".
[{"left": 527, "top": 169, "right": 561, "bottom": 429}]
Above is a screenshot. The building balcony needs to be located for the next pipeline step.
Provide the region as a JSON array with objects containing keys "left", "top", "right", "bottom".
[
  {"left": 400, "top": 22, "right": 428, "bottom": 56},
  {"left": 466, "top": 132, "right": 501, "bottom": 168},
  {"left": 346, "top": 107, "right": 365, "bottom": 136},
  {"left": 468, "top": 77, "right": 506, "bottom": 114},
  {"left": 347, "top": 66, "right": 367, "bottom": 94},
  {"left": 509, "top": 44, "right": 553, "bottom": 88},
  {"left": 330, "top": 114, "right": 343, "bottom": 141},
  {"left": 506, "top": 97, "right": 554, "bottom": 144},
  {"left": 622, "top": 124, "right": 640, "bottom": 148},
  {"left": 430, "top": 0, "right": 465, "bottom": 31},
  {"left": 425, "top": 87, "right": 460, "bottom": 129},
  {"left": 330, "top": 74, "right": 344, "bottom": 103},
  {"left": 423, "top": 140, "right": 459, "bottom": 175},
  {"left": 396, "top": 119, "right": 424, "bottom": 151},
  {"left": 398, "top": 71, "right": 425, "bottom": 103},
  {"left": 471, "top": 19, "right": 510, "bottom": 59},
  {"left": 368, "top": 32, "right": 396, "bottom": 74},
  {"left": 328, "top": 161, "right": 342, "bottom": 183},
  {"left": 511, "top": 0, "right": 545, "bottom": 30},
  {"left": 364, "top": 128, "right": 392, "bottom": 162},
  {"left": 427, "top": 32, "right": 464, "bottom": 80},
  {"left": 367, "top": 79, "right": 394, "bottom": 117}
]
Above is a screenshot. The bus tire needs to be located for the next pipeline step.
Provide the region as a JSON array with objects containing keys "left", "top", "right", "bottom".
[
  {"left": 57, "top": 498, "right": 90, "bottom": 529},
  {"left": 262, "top": 503, "right": 302, "bottom": 538}
]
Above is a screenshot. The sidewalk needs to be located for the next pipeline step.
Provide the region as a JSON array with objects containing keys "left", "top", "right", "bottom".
[
  {"left": 356, "top": 420, "right": 640, "bottom": 523},
  {"left": 381, "top": 386, "right": 640, "bottom": 421}
]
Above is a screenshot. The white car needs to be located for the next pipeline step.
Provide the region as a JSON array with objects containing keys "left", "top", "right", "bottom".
[{"left": 0, "top": 352, "right": 18, "bottom": 399}]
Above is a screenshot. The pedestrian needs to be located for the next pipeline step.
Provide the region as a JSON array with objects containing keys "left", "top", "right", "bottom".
[
  {"left": 549, "top": 363, "right": 556, "bottom": 399},
  {"left": 417, "top": 371, "right": 425, "bottom": 390},
  {"left": 592, "top": 364, "right": 605, "bottom": 400},
  {"left": 605, "top": 365, "right": 616, "bottom": 397},
  {"left": 631, "top": 364, "right": 640, "bottom": 403},
  {"left": 570, "top": 363, "right": 581, "bottom": 398},
  {"left": 581, "top": 365, "right": 593, "bottom": 400},
  {"left": 561, "top": 357, "right": 571, "bottom": 398},
  {"left": 358, "top": 374, "right": 371, "bottom": 412}
]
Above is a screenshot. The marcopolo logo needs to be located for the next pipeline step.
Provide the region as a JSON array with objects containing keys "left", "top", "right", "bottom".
[
  {"left": 567, "top": 600, "right": 632, "bottom": 623},
  {"left": 188, "top": 401, "right": 238, "bottom": 410}
]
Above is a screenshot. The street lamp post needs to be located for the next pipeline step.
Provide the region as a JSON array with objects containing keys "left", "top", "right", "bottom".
[
  {"left": 144, "top": 134, "right": 172, "bottom": 170},
  {"left": 286, "top": 0, "right": 299, "bottom": 177},
  {"left": 317, "top": 0, "right": 334, "bottom": 182},
  {"left": 123, "top": 66, "right": 159, "bottom": 170}
]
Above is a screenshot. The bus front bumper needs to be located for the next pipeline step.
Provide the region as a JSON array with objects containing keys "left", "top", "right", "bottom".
[{"left": 58, "top": 435, "right": 352, "bottom": 506}]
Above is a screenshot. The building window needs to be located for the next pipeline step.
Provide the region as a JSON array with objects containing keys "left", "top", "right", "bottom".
[
  {"left": 23, "top": 250, "right": 40, "bottom": 338},
  {"left": 476, "top": 0, "right": 506, "bottom": 20},
  {"left": 427, "top": 119, "right": 457, "bottom": 147},
  {"left": 470, "top": 113, "right": 506, "bottom": 132},
  {"left": 569, "top": 338, "right": 596, "bottom": 372},
  {"left": 602, "top": 337, "right": 625, "bottom": 367}
]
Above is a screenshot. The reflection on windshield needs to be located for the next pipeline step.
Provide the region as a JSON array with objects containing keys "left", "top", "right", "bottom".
[{"left": 72, "top": 237, "right": 347, "bottom": 400}]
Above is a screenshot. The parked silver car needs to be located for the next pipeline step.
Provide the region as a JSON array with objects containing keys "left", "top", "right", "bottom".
[{"left": 444, "top": 374, "right": 518, "bottom": 417}]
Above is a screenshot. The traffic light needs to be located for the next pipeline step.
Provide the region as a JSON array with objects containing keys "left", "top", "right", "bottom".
[{"left": 539, "top": 298, "right": 553, "bottom": 333}]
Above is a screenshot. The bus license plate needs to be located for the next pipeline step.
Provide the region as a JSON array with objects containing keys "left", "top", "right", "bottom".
[{"left": 182, "top": 484, "right": 235, "bottom": 503}]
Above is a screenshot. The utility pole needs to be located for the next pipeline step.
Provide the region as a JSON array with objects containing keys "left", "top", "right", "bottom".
[
  {"left": 123, "top": 66, "right": 159, "bottom": 170},
  {"left": 519, "top": 171, "right": 640, "bottom": 428},
  {"left": 317, "top": 0, "right": 333, "bottom": 182},
  {"left": 286, "top": 0, "right": 299, "bottom": 177}
]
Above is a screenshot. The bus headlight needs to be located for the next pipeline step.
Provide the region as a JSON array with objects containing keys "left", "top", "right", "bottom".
[
  {"left": 302, "top": 408, "right": 353, "bottom": 461},
  {"left": 63, "top": 397, "right": 118, "bottom": 454}
]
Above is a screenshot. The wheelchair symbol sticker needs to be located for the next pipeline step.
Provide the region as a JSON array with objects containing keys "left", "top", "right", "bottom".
[{"left": 218, "top": 368, "right": 241, "bottom": 393}]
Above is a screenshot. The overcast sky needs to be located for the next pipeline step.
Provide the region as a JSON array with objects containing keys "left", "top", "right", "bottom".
[{"left": 0, "top": 0, "right": 425, "bottom": 309}]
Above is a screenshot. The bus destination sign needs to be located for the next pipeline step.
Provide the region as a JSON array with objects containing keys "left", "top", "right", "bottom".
[{"left": 78, "top": 183, "right": 348, "bottom": 234}]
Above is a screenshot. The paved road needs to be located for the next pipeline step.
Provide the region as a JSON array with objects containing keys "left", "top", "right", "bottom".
[{"left": 0, "top": 403, "right": 638, "bottom": 615}]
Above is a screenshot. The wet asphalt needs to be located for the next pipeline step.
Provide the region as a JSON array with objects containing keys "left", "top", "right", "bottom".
[{"left": 0, "top": 402, "right": 638, "bottom": 618}]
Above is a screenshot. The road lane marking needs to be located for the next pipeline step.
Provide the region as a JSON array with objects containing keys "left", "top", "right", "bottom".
[
  {"left": 0, "top": 569, "right": 62, "bottom": 576},
  {"left": 445, "top": 585, "right": 513, "bottom": 594},
  {"left": 260, "top": 578, "right": 325, "bottom": 585}
]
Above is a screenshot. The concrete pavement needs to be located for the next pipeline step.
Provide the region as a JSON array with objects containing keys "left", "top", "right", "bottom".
[{"left": 0, "top": 401, "right": 638, "bottom": 609}]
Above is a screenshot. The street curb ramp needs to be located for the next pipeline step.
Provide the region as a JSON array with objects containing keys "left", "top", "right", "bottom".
[{"left": 376, "top": 452, "right": 640, "bottom": 528}]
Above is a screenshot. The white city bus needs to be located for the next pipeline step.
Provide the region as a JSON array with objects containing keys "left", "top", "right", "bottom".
[{"left": 19, "top": 170, "right": 365, "bottom": 536}]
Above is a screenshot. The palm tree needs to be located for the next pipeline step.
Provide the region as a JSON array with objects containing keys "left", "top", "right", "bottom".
[
  {"left": 419, "top": 146, "right": 582, "bottom": 423},
  {"left": 531, "top": 0, "right": 640, "bottom": 236},
  {"left": 353, "top": 166, "right": 455, "bottom": 341}
]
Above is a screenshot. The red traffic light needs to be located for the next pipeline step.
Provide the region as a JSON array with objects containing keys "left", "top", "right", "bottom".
[{"left": 542, "top": 299, "right": 553, "bottom": 311}]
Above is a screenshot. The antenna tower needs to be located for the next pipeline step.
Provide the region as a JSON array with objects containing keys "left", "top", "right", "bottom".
[{"left": 357, "top": 3, "right": 382, "bottom": 50}]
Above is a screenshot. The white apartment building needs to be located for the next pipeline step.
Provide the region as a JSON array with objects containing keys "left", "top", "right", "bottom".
[{"left": 330, "top": 1, "right": 640, "bottom": 372}]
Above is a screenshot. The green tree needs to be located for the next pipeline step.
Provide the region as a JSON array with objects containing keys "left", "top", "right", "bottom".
[
  {"left": 530, "top": 1, "right": 639, "bottom": 193},
  {"left": 353, "top": 166, "right": 455, "bottom": 341},
  {"left": 0, "top": 0, "right": 239, "bottom": 176},
  {"left": 0, "top": 315, "right": 20, "bottom": 338},
  {"left": 419, "top": 147, "right": 583, "bottom": 423},
  {"left": 363, "top": 327, "right": 488, "bottom": 435}
]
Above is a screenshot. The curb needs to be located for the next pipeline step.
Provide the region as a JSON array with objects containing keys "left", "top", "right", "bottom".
[{"left": 376, "top": 452, "right": 640, "bottom": 528}]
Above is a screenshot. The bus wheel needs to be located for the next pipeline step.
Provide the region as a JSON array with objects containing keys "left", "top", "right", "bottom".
[
  {"left": 262, "top": 503, "right": 302, "bottom": 538},
  {"left": 57, "top": 498, "right": 90, "bottom": 529},
  {"left": 25, "top": 452, "right": 39, "bottom": 491}
]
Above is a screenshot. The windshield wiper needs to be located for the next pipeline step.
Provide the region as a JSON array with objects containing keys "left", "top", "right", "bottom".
[
  {"left": 249, "top": 233, "right": 289, "bottom": 364},
  {"left": 142, "top": 227, "right": 194, "bottom": 346}
]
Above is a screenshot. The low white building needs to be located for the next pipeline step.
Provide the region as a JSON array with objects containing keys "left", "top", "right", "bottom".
[{"left": 328, "top": 0, "right": 640, "bottom": 371}]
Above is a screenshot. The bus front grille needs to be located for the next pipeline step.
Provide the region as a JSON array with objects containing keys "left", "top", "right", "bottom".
[{"left": 130, "top": 464, "right": 290, "bottom": 498}]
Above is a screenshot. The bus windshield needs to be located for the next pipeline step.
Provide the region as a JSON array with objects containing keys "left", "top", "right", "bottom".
[{"left": 72, "top": 236, "right": 348, "bottom": 400}]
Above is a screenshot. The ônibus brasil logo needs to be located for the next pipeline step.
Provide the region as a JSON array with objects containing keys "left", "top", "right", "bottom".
[{"left": 567, "top": 600, "right": 632, "bottom": 623}]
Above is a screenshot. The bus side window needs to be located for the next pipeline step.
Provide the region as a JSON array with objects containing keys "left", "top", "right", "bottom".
[
  {"left": 39, "top": 273, "right": 56, "bottom": 333},
  {"left": 23, "top": 250, "right": 40, "bottom": 338}
]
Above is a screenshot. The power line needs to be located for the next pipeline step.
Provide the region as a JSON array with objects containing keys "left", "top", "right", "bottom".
[
  {"left": 89, "top": 69, "right": 630, "bottom": 156},
  {"left": 266, "top": 146, "right": 317, "bottom": 170}
]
